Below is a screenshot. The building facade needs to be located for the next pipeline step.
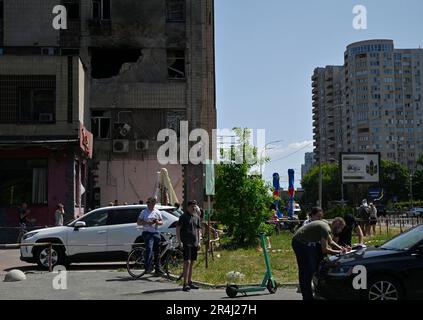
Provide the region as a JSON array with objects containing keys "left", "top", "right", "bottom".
[
  {"left": 0, "top": 0, "right": 216, "bottom": 242},
  {"left": 313, "top": 40, "right": 423, "bottom": 171},
  {"left": 301, "top": 152, "right": 315, "bottom": 179}
]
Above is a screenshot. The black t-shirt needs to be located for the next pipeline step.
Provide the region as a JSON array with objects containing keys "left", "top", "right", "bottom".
[
  {"left": 337, "top": 214, "right": 357, "bottom": 246},
  {"left": 178, "top": 212, "right": 201, "bottom": 246}
]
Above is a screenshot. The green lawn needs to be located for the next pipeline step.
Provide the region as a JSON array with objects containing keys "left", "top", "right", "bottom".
[{"left": 191, "top": 226, "right": 402, "bottom": 286}]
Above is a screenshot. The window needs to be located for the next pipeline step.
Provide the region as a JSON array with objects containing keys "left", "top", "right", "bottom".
[
  {"left": 166, "top": 0, "right": 185, "bottom": 22},
  {"left": 64, "top": 2, "right": 80, "bottom": 20},
  {"left": 80, "top": 210, "right": 109, "bottom": 227},
  {"left": 0, "top": 160, "right": 47, "bottom": 205},
  {"left": 108, "top": 209, "right": 140, "bottom": 225},
  {"left": 92, "top": 0, "right": 110, "bottom": 20},
  {"left": 19, "top": 89, "right": 55, "bottom": 123},
  {"left": 167, "top": 49, "right": 185, "bottom": 79},
  {"left": 91, "top": 111, "right": 111, "bottom": 139}
]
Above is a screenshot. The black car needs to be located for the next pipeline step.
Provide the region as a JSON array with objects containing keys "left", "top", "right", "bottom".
[{"left": 313, "top": 224, "right": 423, "bottom": 300}]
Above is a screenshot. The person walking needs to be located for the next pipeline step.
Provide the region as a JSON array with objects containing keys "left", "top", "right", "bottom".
[
  {"left": 291, "top": 217, "right": 348, "bottom": 300},
  {"left": 176, "top": 200, "right": 202, "bottom": 292},
  {"left": 137, "top": 197, "right": 164, "bottom": 275},
  {"left": 17, "top": 202, "right": 31, "bottom": 242},
  {"left": 369, "top": 203, "right": 378, "bottom": 236},
  {"left": 358, "top": 199, "right": 370, "bottom": 236},
  {"left": 55, "top": 203, "right": 65, "bottom": 226}
]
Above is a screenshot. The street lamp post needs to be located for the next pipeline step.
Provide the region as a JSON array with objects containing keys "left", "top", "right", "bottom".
[
  {"left": 329, "top": 158, "right": 344, "bottom": 207},
  {"left": 260, "top": 140, "right": 284, "bottom": 177}
]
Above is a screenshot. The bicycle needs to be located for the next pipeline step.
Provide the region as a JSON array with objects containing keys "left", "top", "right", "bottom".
[{"left": 126, "top": 232, "right": 184, "bottom": 280}]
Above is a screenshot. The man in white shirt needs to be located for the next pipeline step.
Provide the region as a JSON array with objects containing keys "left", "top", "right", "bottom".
[{"left": 137, "top": 197, "right": 164, "bottom": 275}]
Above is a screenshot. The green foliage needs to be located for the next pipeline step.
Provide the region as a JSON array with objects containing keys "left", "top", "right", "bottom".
[
  {"left": 412, "top": 155, "right": 423, "bottom": 201},
  {"left": 324, "top": 206, "right": 356, "bottom": 219},
  {"left": 379, "top": 160, "right": 410, "bottom": 202},
  {"left": 214, "top": 128, "right": 273, "bottom": 247},
  {"left": 301, "top": 163, "right": 341, "bottom": 209}
]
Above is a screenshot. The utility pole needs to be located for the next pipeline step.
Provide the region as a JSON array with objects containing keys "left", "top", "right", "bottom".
[{"left": 410, "top": 172, "right": 414, "bottom": 209}]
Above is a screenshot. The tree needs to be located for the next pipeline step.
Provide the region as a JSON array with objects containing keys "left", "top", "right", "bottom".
[
  {"left": 379, "top": 160, "right": 409, "bottom": 202},
  {"left": 214, "top": 129, "right": 272, "bottom": 247},
  {"left": 301, "top": 163, "right": 341, "bottom": 209},
  {"left": 412, "top": 155, "right": 423, "bottom": 201}
]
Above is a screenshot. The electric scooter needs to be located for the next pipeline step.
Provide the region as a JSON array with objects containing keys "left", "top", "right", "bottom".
[{"left": 226, "top": 233, "right": 278, "bottom": 298}]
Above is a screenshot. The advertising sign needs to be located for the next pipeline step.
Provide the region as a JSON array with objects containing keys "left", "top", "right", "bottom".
[{"left": 341, "top": 153, "right": 380, "bottom": 183}]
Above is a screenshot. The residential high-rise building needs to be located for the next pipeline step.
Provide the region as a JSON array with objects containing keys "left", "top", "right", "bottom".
[
  {"left": 313, "top": 40, "right": 423, "bottom": 171},
  {"left": 312, "top": 66, "right": 344, "bottom": 163}
]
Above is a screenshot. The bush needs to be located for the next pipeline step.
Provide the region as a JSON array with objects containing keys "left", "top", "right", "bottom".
[{"left": 324, "top": 206, "right": 356, "bottom": 219}]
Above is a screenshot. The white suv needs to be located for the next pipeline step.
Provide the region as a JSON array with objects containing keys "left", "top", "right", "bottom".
[{"left": 20, "top": 205, "right": 178, "bottom": 269}]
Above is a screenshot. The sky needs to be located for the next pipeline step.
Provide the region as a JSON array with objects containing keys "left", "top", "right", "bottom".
[{"left": 214, "top": 0, "right": 423, "bottom": 188}]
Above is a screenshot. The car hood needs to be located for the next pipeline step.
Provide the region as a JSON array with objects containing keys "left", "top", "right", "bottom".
[
  {"left": 325, "top": 247, "right": 400, "bottom": 265},
  {"left": 25, "top": 226, "right": 70, "bottom": 237}
]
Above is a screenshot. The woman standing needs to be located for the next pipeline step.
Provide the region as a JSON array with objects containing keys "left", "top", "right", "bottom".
[{"left": 55, "top": 203, "right": 65, "bottom": 226}]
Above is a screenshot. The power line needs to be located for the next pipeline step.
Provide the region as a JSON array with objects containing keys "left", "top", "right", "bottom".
[{"left": 269, "top": 143, "right": 313, "bottom": 163}]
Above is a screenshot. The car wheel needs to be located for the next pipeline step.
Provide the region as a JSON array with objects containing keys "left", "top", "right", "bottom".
[
  {"left": 34, "top": 245, "right": 65, "bottom": 270},
  {"left": 367, "top": 276, "right": 403, "bottom": 301}
]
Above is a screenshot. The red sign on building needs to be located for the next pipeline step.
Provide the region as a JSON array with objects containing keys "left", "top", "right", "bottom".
[{"left": 80, "top": 124, "right": 93, "bottom": 159}]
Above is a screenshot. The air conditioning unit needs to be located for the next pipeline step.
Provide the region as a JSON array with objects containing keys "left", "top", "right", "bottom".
[
  {"left": 39, "top": 113, "right": 54, "bottom": 122},
  {"left": 119, "top": 123, "right": 131, "bottom": 137},
  {"left": 113, "top": 140, "right": 129, "bottom": 153},
  {"left": 135, "top": 139, "right": 149, "bottom": 151}
]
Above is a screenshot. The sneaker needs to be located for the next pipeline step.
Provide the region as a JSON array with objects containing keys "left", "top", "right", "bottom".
[
  {"left": 188, "top": 282, "right": 199, "bottom": 290},
  {"left": 182, "top": 285, "right": 191, "bottom": 292},
  {"left": 154, "top": 269, "right": 165, "bottom": 277}
]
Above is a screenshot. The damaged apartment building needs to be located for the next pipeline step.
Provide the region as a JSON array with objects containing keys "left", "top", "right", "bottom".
[{"left": 0, "top": 0, "right": 216, "bottom": 239}]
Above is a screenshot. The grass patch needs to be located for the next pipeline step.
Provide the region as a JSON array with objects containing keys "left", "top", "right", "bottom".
[{"left": 191, "top": 226, "right": 402, "bottom": 285}]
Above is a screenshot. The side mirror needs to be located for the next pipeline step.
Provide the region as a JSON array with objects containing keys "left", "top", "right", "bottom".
[{"left": 74, "top": 221, "right": 86, "bottom": 229}]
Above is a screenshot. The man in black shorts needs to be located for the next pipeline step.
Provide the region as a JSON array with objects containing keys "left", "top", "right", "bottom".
[{"left": 176, "top": 200, "right": 202, "bottom": 292}]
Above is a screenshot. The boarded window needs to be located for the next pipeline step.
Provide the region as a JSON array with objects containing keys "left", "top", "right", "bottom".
[{"left": 167, "top": 49, "right": 185, "bottom": 79}]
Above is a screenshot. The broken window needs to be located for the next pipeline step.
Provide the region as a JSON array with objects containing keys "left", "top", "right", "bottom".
[
  {"left": 167, "top": 49, "right": 185, "bottom": 79},
  {"left": 91, "top": 110, "right": 111, "bottom": 139},
  {"left": 64, "top": 2, "right": 80, "bottom": 20},
  {"left": 166, "top": 0, "right": 185, "bottom": 22},
  {"left": 92, "top": 0, "right": 111, "bottom": 20},
  {"left": 91, "top": 48, "right": 141, "bottom": 79}
]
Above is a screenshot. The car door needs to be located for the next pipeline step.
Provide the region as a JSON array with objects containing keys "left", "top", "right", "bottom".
[
  {"left": 66, "top": 209, "right": 110, "bottom": 257},
  {"left": 406, "top": 243, "right": 423, "bottom": 298},
  {"left": 107, "top": 209, "right": 141, "bottom": 256}
]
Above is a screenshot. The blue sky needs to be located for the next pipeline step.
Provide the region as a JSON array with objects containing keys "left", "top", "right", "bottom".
[{"left": 215, "top": 0, "right": 423, "bottom": 188}]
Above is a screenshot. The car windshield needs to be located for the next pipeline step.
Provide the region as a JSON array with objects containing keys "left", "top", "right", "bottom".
[{"left": 380, "top": 225, "right": 423, "bottom": 251}]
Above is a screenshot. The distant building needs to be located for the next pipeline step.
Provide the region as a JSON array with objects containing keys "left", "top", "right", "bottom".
[
  {"left": 301, "top": 152, "right": 315, "bottom": 178},
  {"left": 313, "top": 40, "right": 423, "bottom": 171}
]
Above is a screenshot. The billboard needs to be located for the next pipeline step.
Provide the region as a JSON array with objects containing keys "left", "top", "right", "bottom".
[{"left": 341, "top": 153, "right": 380, "bottom": 183}]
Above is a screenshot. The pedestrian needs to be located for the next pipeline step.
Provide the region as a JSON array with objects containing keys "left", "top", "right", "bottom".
[
  {"left": 173, "top": 202, "right": 184, "bottom": 217},
  {"left": 139, "top": 200, "right": 144, "bottom": 205},
  {"left": 303, "top": 207, "right": 324, "bottom": 226},
  {"left": 334, "top": 213, "right": 364, "bottom": 247},
  {"left": 137, "top": 197, "right": 164, "bottom": 275},
  {"left": 357, "top": 199, "right": 370, "bottom": 236},
  {"left": 17, "top": 202, "right": 31, "bottom": 242},
  {"left": 291, "top": 217, "right": 348, "bottom": 300},
  {"left": 109, "top": 202, "right": 114, "bottom": 206},
  {"left": 369, "top": 203, "right": 378, "bottom": 236},
  {"left": 55, "top": 203, "right": 65, "bottom": 226},
  {"left": 114, "top": 200, "right": 119, "bottom": 206},
  {"left": 176, "top": 200, "right": 202, "bottom": 292}
]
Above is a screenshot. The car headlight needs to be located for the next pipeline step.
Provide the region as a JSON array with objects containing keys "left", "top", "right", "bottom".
[
  {"left": 23, "top": 232, "right": 38, "bottom": 240},
  {"left": 327, "top": 266, "right": 353, "bottom": 277}
]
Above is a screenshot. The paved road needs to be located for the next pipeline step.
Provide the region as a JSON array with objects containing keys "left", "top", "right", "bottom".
[{"left": 0, "top": 250, "right": 301, "bottom": 300}]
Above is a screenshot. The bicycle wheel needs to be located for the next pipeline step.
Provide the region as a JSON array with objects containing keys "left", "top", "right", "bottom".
[
  {"left": 164, "top": 249, "right": 184, "bottom": 280},
  {"left": 127, "top": 247, "right": 146, "bottom": 279}
]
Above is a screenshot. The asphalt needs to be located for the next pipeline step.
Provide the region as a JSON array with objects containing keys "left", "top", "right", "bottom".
[{"left": 0, "top": 250, "right": 301, "bottom": 300}]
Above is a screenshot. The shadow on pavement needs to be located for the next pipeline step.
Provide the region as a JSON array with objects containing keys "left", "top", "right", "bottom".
[
  {"left": 140, "top": 288, "right": 185, "bottom": 294},
  {"left": 4, "top": 264, "right": 126, "bottom": 272}
]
